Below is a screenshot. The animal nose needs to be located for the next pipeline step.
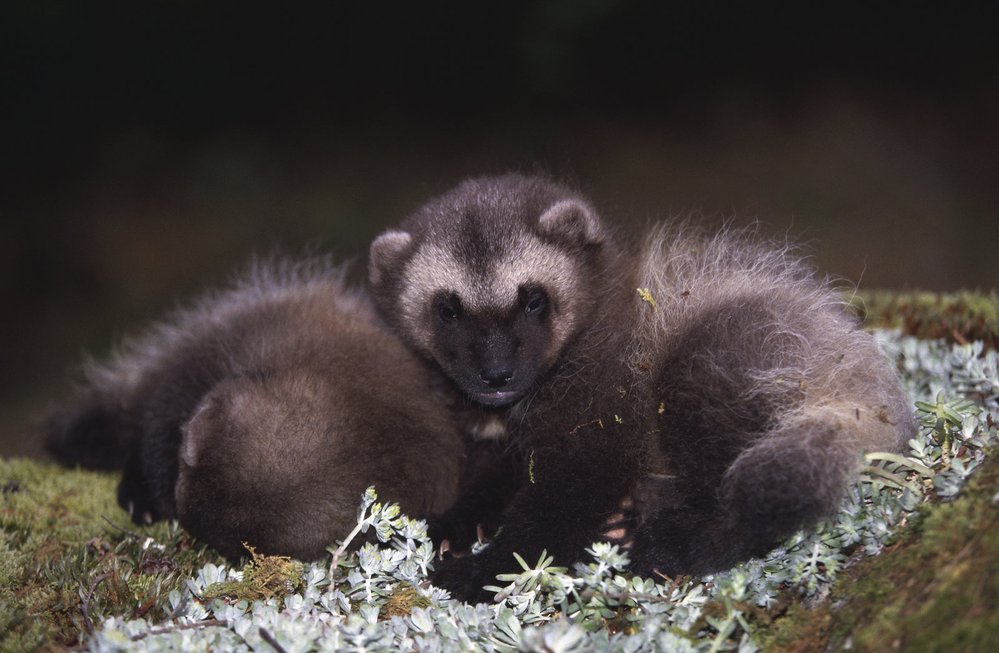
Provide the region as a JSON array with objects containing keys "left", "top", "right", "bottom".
[{"left": 480, "top": 368, "right": 514, "bottom": 388}]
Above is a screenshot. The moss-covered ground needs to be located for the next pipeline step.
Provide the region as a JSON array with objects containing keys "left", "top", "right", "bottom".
[
  {"left": 852, "top": 290, "right": 999, "bottom": 350},
  {"left": 0, "top": 459, "right": 205, "bottom": 650},
  {"left": 758, "top": 451, "right": 999, "bottom": 652},
  {"left": 10, "top": 445, "right": 996, "bottom": 652}
]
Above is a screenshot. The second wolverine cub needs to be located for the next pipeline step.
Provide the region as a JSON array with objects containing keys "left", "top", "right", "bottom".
[
  {"left": 45, "top": 258, "right": 462, "bottom": 561},
  {"left": 369, "top": 174, "right": 913, "bottom": 600}
]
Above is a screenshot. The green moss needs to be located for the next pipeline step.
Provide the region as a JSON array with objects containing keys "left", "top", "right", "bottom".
[
  {"left": 760, "top": 454, "right": 999, "bottom": 652},
  {"left": 383, "top": 585, "right": 433, "bottom": 618},
  {"left": 759, "top": 602, "right": 832, "bottom": 653},
  {"left": 0, "top": 458, "right": 223, "bottom": 651},
  {"left": 200, "top": 546, "right": 304, "bottom": 602},
  {"left": 852, "top": 290, "right": 999, "bottom": 348}
]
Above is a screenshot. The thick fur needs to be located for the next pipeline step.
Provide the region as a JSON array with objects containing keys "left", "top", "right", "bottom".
[
  {"left": 45, "top": 257, "right": 462, "bottom": 561},
  {"left": 368, "top": 174, "right": 913, "bottom": 600},
  {"left": 371, "top": 175, "right": 640, "bottom": 599},
  {"left": 622, "top": 223, "right": 913, "bottom": 573}
]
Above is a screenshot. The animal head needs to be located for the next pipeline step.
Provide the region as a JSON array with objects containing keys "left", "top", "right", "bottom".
[{"left": 368, "top": 174, "right": 610, "bottom": 407}]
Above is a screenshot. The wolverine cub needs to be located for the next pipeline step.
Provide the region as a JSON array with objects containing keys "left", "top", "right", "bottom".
[
  {"left": 45, "top": 257, "right": 461, "bottom": 561},
  {"left": 369, "top": 174, "right": 914, "bottom": 600}
]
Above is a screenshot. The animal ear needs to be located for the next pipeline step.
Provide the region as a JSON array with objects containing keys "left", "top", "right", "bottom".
[
  {"left": 180, "top": 398, "right": 218, "bottom": 468},
  {"left": 368, "top": 230, "right": 413, "bottom": 286},
  {"left": 181, "top": 381, "right": 259, "bottom": 468},
  {"left": 537, "top": 199, "right": 605, "bottom": 246}
]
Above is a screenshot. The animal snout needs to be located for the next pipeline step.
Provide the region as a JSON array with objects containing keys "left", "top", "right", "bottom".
[{"left": 479, "top": 367, "right": 514, "bottom": 388}]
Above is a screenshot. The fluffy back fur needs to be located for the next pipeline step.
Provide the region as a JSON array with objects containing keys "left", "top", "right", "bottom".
[
  {"left": 368, "top": 174, "right": 914, "bottom": 599},
  {"left": 45, "top": 257, "right": 462, "bottom": 560},
  {"left": 623, "top": 223, "right": 914, "bottom": 572}
]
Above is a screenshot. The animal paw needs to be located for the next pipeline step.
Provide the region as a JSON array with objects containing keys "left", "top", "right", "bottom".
[
  {"left": 627, "top": 507, "right": 741, "bottom": 579},
  {"left": 428, "top": 514, "right": 480, "bottom": 553},
  {"left": 116, "top": 469, "right": 159, "bottom": 525},
  {"left": 430, "top": 554, "right": 501, "bottom": 604},
  {"left": 601, "top": 495, "right": 638, "bottom": 549}
]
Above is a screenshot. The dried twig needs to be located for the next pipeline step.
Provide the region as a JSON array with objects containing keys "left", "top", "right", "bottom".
[
  {"left": 260, "top": 627, "right": 290, "bottom": 653},
  {"left": 79, "top": 572, "right": 109, "bottom": 636},
  {"left": 101, "top": 515, "right": 144, "bottom": 541}
]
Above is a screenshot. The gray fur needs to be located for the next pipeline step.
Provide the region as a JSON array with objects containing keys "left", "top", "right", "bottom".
[
  {"left": 46, "top": 257, "right": 462, "bottom": 561},
  {"left": 368, "top": 174, "right": 914, "bottom": 598},
  {"left": 623, "top": 222, "right": 913, "bottom": 571}
]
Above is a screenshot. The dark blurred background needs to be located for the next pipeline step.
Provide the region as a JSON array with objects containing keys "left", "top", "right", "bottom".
[{"left": 2, "top": 1, "right": 997, "bottom": 457}]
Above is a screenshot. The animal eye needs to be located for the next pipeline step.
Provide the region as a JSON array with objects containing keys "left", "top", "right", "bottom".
[
  {"left": 435, "top": 296, "right": 462, "bottom": 323},
  {"left": 523, "top": 291, "right": 547, "bottom": 315}
]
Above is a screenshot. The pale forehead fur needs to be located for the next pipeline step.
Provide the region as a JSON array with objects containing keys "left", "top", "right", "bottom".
[{"left": 399, "top": 231, "right": 582, "bottom": 348}]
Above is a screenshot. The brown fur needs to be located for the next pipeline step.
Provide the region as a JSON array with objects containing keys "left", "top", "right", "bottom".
[{"left": 45, "top": 257, "right": 462, "bottom": 560}]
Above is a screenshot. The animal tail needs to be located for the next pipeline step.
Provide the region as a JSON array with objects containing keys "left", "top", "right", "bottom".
[
  {"left": 720, "top": 404, "right": 864, "bottom": 552},
  {"left": 629, "top": 399, "right": 911, "bottom": 577}
]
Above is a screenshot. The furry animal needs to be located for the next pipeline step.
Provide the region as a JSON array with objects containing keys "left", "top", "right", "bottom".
[
  {"left": 368, "top": 174, "right": 914, "bottom": 600},
  {"left": 45, "top": 257, "right": 462, "bottom": 561}
]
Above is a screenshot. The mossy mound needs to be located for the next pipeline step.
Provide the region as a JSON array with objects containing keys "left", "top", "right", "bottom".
[
  {"left": 853, "top": 290, "right": 999, "bottom": 349},
  {"left": 198, "top": 545, "right": 304, "bottom": 603},
  {"left": 0, "top": 458, "right": 228, "bottom": 650},
  {"left": 760, "top": 452, "right": 999, "bottom": 652}
]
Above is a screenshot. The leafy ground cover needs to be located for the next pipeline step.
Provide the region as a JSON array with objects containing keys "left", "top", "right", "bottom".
[{"left": 2, "top": 293, "right": 997, "bottom": 652}]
